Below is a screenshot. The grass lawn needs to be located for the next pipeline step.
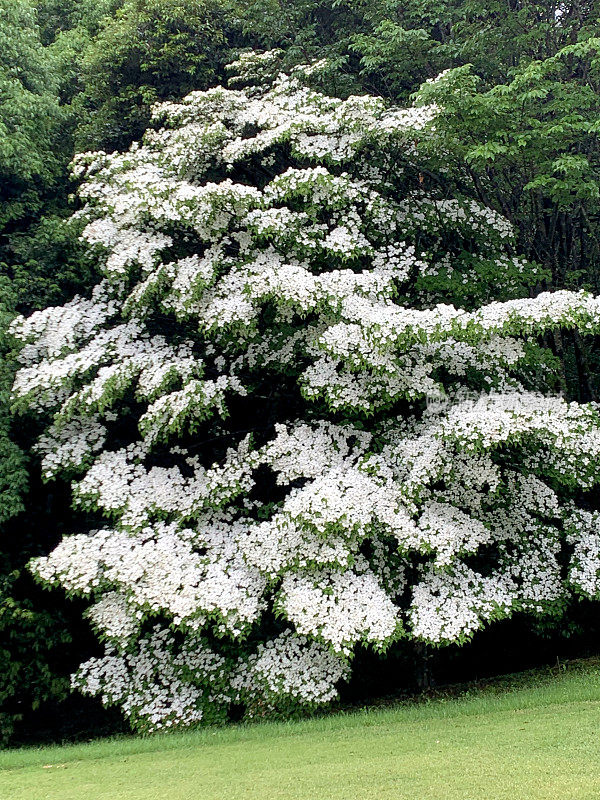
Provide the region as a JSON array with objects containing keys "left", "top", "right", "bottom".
[{"left": 3, "top": 659, "right": 600, "bottom": 800}]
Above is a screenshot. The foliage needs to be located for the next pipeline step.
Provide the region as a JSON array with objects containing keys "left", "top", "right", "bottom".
[
  {"left": 350, "top": 0, "right": 600, "bottom": 96},
  {"left": 0, "top": 0, "right": 65, "bottom": 236},
  {"left": 0, "top": 3, "right": 72, "bottom": 725},
  {"left": 10, "top": 55, "right": 600, "bottom": 732},
  {"left": 0, "top": 572, "right": 72, "bottom": 746},
  {"left": 0, "top": 280, "right": 27, "bottom": 524},
  {"left": 0, "top": 0, "right": 101, "bottom": 319},
  {"left": 414, "top": 38, "right": 600, "bottom": 288},
  {"left": 72, "top": 0, "right": 240, "bottom": 152},
  {"left": 234, "top": 0, "right": 600, "bottom": 100},
  {"left": 9, "top": 214, "right": 96, "bottom": 312},
  {"left": 36, "top": 0, "right": 121, "bottom": 46},
  {"left": 411, "top": 36, "right": 600, "bottom": 401},
  {"left": 0, "top": 275, "right": 73, "bottom": 746}
]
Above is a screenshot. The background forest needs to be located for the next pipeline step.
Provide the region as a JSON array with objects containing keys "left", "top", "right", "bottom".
[{"left": 2, "top": 0, "right": 600, "bottom": 746}]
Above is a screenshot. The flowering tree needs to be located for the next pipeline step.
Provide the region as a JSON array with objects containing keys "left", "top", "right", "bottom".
[{"left": 11, "top": 51, "right": 600, "bottom": 732}]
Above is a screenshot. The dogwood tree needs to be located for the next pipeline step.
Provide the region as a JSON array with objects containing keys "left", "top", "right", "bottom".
[{"left": 11, "top": 51, "right": 600, "bottom": 731}]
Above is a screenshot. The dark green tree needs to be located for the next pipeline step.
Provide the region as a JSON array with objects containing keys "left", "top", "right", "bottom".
[
  {"left": 0, "top": 275, "right": 74, "bottom": 746},
  {"left": 0, "top": 0, "right": 65, "bottom": 240},
  {"left": 72, "top": 0, "right": 240, "bottom": 152},
  {"left": 414, "top": 37, "right": 600, "bottom": 399}
]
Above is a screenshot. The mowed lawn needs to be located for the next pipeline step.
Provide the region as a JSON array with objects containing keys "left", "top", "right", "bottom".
[{"left": 3, "top": 662, "right": 600, "bottom": 800}]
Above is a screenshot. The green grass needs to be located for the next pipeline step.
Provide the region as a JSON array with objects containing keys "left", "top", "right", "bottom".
[{"left": 3, "top": 659, "right": 600, "bottom": 800}]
